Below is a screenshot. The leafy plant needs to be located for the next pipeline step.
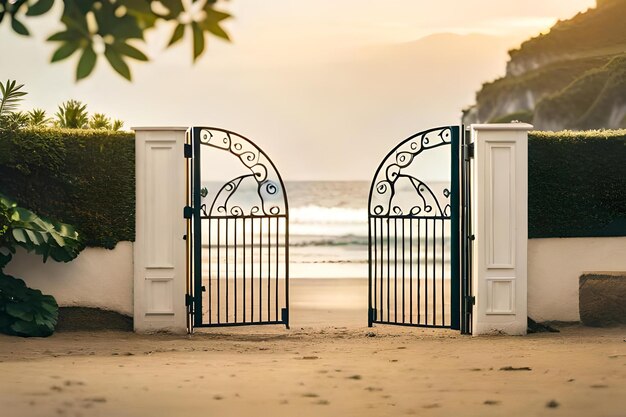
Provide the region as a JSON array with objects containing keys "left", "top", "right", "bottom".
[
  {"left": 0, "top": 193, "right": 84, "bottom": 264},
  {"left": 0, "top": 0, "right": 231, "bottom": 81},
  {"left": 0, "top": 192, "right": 85, "bottom": 337},
  {"left": 88, "top": 113, "right": 112, "bottom": 130},
  {"left": 1, "top": 111, "right": 30, "bottom": 130},
  {"left": 27, "top": 108, "right": 52, "bottom": 128},
  {"left": 112, "top": 119, "right": 124, "bottom": 131},
  {"left": 0, "top": 79, "right": 27, "bottom": 118},
  {"left": 55, "top": 99, "right": 88, "bottom": 129},
  {"left": 0, "top": 272, "right": 59, "bottom": 337}
]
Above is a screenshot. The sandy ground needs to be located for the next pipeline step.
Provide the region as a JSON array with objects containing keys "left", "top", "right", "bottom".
[{"left": 1, "top": 279, "right": 625, "bottom": 417}]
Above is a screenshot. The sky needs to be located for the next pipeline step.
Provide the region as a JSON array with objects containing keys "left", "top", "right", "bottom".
[{"left": 0, "top": 0, "right": 596, "bottom": 180}]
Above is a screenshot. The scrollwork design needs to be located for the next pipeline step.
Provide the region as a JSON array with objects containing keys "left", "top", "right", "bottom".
[
  {"left": 198, "top": 128, "right": 287, "bottom": 217},
  {"left": 369, "top": 127, "right": 453, "bottom": 217}
]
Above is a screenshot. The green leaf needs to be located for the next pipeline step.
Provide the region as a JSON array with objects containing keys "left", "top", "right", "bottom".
[
  {"left": 47, "top": 30, "right": 79, "bottom": 42},
  {"left": 92, "top": 0, "right": 143, "bottom": 40},
  {"left": 6, "top": 303, "right": 34, "bottom": 322},
  {"left": 201, "top": 8, "right": 231, "bottom": 41},
  {"left": 26, "top": 0, "right": 55, "bottom": 16},
  {"left": 51, "top": 41, "right": 80, "bottom": 62},
  {"left": 0, "top": 79, "right": 27, "bottom": 117},
  {"left": 10, "top": 319, "right": 54, "bottom": 337},
  {"left": 157, "top": 0, "right": 184, "bottom": 19},
  {"left": 104, "top": 46, "right": 132, "bottom": 81},
  {"left": 12, "top": 228, "right": 27, "bottom": 243},
  {"left": 114, "top": 42, "right": 148, "bottom": 61},
  {"left": 122, "top": 0, "right": 158, "bottom": 29},
  {"left": 191, "top": 22, "right": 204, "bottom": 62},
  {"left": 168, "top": 23, "right": 185, "bottom": 47},
  {"left": 76, "top": 47, "right": 97, "bottom": 81},
  {"left": 10, "top": 17, "right": 30, "bottom": 36},
  {"left": 60, "top": 2, "right": 89, "bottom": 35},
  {"left": 25, "top": 229, "right": 43, "bottom": 245}
]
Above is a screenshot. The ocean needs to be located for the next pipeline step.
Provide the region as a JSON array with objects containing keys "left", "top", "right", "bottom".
[
  {"left": 288, "top": 181, "right": 451, "bottom": 279},
  {"left": 200, "top": 180, "right": 451, "bottom": 279},
  {"left": 287, "top": 181, "right": 370, "bottom": 278}
]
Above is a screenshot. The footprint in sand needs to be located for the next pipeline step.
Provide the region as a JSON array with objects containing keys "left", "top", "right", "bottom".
[
  {"left": 499, "top": 366, "right": 531, "bottom": 371},
  {"left": 546, "top": 400, "right": 559, "bottom": 408},
  {"left": 83, "top": 397, "right": 107, "bottom": 403}
]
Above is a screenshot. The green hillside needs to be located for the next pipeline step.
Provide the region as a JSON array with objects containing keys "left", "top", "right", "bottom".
[{"left": 464, "top": 0, "right": 626, "bottom": 130}]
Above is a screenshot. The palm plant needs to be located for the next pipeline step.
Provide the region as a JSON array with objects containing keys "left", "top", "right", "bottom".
[
  {"left": 2, "top": 111, "right": 29, "bottom": 130},
  {"left": 112, "top": 119, "right": 124, "bottom": 131},
  {"left": 55, "top": 100, "right": 88, "bottom": 129},
  {"left": 27, "top": 108, "right": 52, "bottom": 128},
  {"left": 88, "top": 113, "right": 112, "bottom": 130},
  {"left": 0, "top": 80, "right": 27, "bottom": 118}
]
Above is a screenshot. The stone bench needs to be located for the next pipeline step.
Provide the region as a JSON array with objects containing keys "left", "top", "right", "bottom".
[{"left": 579, "top": 272, "right": 626, "bottom": 327}]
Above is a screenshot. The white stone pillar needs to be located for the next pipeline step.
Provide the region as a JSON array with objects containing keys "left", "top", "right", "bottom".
[
  {"left": 133, "top": 127, "right": 188, "bottom": 333},
  {"left": 470, "top": 123, "right": 532, "bottom": 335}
]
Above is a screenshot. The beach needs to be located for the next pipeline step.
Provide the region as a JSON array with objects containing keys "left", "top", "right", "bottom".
[{"left": 1, "top": 277, "right": 625, "bottom": 417}]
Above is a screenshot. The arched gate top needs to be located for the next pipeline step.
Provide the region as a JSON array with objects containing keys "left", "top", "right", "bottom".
[
  {"left": 190, "top": 126, "right": 289, "bottom": 217},
  {"left": 368, "top": 126, "right": 457, "bottom": 217}
]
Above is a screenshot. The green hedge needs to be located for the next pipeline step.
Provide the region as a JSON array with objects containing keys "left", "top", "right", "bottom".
[
  {"left": 529, "top": 130, "right": 626, "bottom": 238},
  {"left": 0, "top": 127, "right": 623, "bottom": 244},
  {"left": 0, "top": 128, "right": 135, "bottom": 248}
]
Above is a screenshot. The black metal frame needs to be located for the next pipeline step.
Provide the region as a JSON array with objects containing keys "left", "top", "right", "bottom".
[
  {"left": 367, "top": 126, "right": 472, "bottom": 332},
  {"left": 186, "top": 127, "right": 289, "bottom": 331},
  {"left": 460, "top": 127, "right": 474, "bottom": 334}
]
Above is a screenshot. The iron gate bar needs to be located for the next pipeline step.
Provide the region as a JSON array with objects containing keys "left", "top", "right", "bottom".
[
  {"left": 188, "top": 126, "right": 289, "bottom": 329},
  {"left": 417, "top": 218, "right": 421, "bottom": 324}
]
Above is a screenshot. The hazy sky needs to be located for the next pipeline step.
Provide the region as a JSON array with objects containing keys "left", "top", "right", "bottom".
[{"left": 1, "top": 0, "right": 596, "bottom": 180}]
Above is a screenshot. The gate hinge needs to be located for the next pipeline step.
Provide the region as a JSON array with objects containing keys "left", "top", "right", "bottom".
[
  {"left": 184, "top": 143, "right": 192, "bottom": 158},
  {"left": 185, "top": 294, "right": 194, "bottom": 307},
  {"left": 465, "top": 142, "right": 474, "bottom": 160},
  {"left": 183, "top": 206, "right": 193, "bottom": 219},
  {"left": 465, "top": 295, "right": 476, "bottom": 307}
]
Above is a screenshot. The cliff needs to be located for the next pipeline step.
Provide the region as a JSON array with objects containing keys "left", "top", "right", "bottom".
[{"left": 463, "top": 0, "right": 626, "bottom": 130}]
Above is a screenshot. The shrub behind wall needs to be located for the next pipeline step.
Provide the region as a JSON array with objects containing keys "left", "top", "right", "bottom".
[
  {"left": 0, "top": 128, "right": 135, "bottom": 248},
  {"left": 528, "top": 129, "right": 626, "bottom": 238}
]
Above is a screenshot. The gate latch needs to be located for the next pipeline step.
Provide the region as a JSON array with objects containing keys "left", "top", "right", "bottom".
[
  {"left": 465, "top": 142, "right": 475, "bottom": 160},
  {"left": 185, "top": 294, "right": 194, "bottom": 307},
  {"left": 184, "top": 143, "right": 192, "bottom": 158}
]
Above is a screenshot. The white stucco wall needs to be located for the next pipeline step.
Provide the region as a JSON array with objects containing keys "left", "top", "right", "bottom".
[
  {"left": 528, "top": 237, "right": 626, "bottom": 322},
  {"left": 5, "top": 242, "right": 134, "bottom": 316}
]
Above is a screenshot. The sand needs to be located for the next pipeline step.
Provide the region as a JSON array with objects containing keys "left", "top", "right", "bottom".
[{"left": 1, "top": 278, "right": 625, "bottom": 417}]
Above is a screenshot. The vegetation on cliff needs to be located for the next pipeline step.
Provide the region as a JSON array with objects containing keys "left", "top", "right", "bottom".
[{"left": 464, "top": 0, "right": 626, "bottom": 130}]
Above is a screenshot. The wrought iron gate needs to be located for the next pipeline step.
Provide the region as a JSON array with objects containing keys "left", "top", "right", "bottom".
[
  {"left": 367, "top": 126, "right": 472, "bottom": 333},
  {"left": 185, "top": 127, "right": 289, "bottom": 330}
]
